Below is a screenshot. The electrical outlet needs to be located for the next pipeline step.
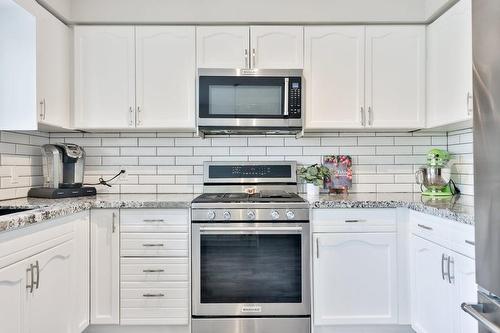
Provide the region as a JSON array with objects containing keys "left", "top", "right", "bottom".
[
  {"left": 9, "top": 167, "right": 19, "bottom": 185},
  {"left": 119, "top": 167, "right": 128, "bottom": 183}
]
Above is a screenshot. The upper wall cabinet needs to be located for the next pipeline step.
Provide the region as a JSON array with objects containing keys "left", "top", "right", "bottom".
[
  {"left": 1, "top": 0, "right": 70, "bottom": 131},
  {"left": 74, "top": 26, "right": 196, "bottom": 130},
  {"left": 365, "top": 26, "right": 426, "bottom": 129},
  {"left": 304, "top": 26, "right": 365, "bottom": 129},
  {"left": 196, "top": 26, "right": 304, "bottom": 69},
  {"left": 304, "top": 25, "right": 425, "bottom": 131},
  {"left": 426, "top": 0, "right": 472, "bottom": 128}
]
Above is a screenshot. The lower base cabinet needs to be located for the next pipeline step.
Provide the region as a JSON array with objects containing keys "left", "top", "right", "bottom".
[
  {"left": 0, "top": 212, "right": 89, "bottom": 333},
  {"left": 313, "top": 232, "right": 398, "bottom": 325}
]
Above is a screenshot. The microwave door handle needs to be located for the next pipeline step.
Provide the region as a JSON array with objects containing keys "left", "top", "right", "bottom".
[{"left": 284, "top": 78, "right": 289, "bottom": 116}]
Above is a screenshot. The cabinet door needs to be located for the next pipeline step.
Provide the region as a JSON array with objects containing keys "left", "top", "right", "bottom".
[
  {"left": 35, "top": 3, "right": 70, "bottom": 129},
  {"left": 250, "top": 26, "right": 303, "bottom": 69},
  {"left": 365, "top": 26, "right": 426, "bottom": 129},
  {"left": 74, "top": 214, "right": 90, "bottom": 332},
  {"left": 0, "top": 259, "right": 29, "bottom": 333},
  {"left": 304, "top": 26, "right": 365, "bottom": 129},
  {"left": 74, "top": 26, "right": 135, "bottom": 129},
  {"left": 313, "top": 232, "right": 398, "bottom": 325},
  {"left": 90, "top": 209, "right": 120, "bottom": 324},
  {"left": 451, "top": 254, "right": 478, "bottom": 333},
  {"left": 136, "top": 26, "right": 196, "bottom": 130},
  {"left": 427, "top": 0, "right": 472, "bottom": 128},
  {"left": 410, "top": 235, "right": 453, "bottom": 333},
  {"left": 27, "top": 240, "right": 74, "bottom": 333},
  {"left": 196, "top": 26, "right": 249, "bottom": 68}
]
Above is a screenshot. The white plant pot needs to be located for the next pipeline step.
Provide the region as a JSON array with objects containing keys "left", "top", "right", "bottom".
[{"left": 306, "top": 183, "right": 320, "bottom": 202}]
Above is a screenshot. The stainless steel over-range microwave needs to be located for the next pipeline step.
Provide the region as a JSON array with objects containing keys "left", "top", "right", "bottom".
[{"left": 197, "top": 69, "right": 303, "bottom": 135}]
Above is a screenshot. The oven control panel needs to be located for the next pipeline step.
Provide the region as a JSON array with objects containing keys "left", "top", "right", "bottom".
[{"left": 192, "top": 208, "right": 309, "bottom": 222}]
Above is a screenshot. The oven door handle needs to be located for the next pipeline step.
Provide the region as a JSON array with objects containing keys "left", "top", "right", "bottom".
[
  {"left": 284, "top": 78, "right": 289, "bottom": 116},
  {"left": 199, "top": 226, "right": 303, "bottom": 233}
]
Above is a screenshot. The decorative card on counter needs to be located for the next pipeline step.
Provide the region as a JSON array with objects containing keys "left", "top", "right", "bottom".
[{"left": 323, "top": 155, "right": 353, "bottom": 193}]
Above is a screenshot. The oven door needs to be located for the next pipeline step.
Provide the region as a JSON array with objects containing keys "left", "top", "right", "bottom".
[{"left": 192, "top": 222, "right": 310, "bottom": 317}]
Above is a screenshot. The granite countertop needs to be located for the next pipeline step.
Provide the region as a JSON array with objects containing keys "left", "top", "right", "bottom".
[
  {"left": 309, "top": 192, "right": 474, "bottom": 225},
  {"left": 0, "top": 192, "right": 474, "bottom": 235},
  {"left": 0, "top": 194, "right": 196, "bottom": 234}
]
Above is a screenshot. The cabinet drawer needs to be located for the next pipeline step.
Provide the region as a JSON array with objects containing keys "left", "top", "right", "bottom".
[
  {"left": 120, "top": 308, "right": 189, "bottom": 325},
  {"left": 120, "top": 209, "right": 189, "bottom": 233},
  {"left": 410, "top": 211, "right": 475, "bottom": 258},
  {"left": 121, "top": 257, "right": 188, "bottom": 282},
  {"left": 312, "top": 208, "right": 397, "bottom": 233},
  {"left": 121, "top": 233, "right": 188, "bottom": 257},
  {"left": 121, "top": 281, "right": 189, "bottom": 299}
]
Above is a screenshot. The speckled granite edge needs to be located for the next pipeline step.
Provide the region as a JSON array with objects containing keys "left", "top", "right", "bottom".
[{"left": 312, "top": 200, "right": 474, "bottom": 225}]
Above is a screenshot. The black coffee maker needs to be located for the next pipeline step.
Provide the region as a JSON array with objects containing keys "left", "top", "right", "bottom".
[{"left": 28, "top": 143, "right": 96, "bottom": 198}]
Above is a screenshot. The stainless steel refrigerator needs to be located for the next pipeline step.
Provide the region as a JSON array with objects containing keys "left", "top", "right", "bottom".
[{"left": 462, "top": 0, "right": 500, "bottom": 332}]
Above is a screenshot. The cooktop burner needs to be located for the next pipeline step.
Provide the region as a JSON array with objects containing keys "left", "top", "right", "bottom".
[{"left": 192, "top": 191, "right": 306, "bottom": 203}]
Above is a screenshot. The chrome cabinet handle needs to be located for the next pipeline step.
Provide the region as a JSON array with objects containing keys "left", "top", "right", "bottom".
[
  {"left": 441, "top": 254, "right": 449, "bottom": 281},
  {"left": 467, "top": 92, "right": 473, "bottom": 117},
  {"left": 143, "top": 293, "right": 165, "bottom": 297},
  {"left": 39, "top": 99, "right": 46, "bottom": 120},
  {"left": 252, "top": 48, "right": 256, "bottom": 67},
  {"left": 360, "top": 107, "right": 366, "bottom": 126},
  {"left": 112, "top": 212, "right": 117, "bottom": 233},
  {"left": 368, "top": 106, "right": 373, "bottom": 126},
  {"left": 143, "top": 219, "right": 165, "bottom": 223},
  {"left": 465, "top": 240, "right": 475, "bottom": 246},
  {"left": 448, "top": 256, "right": 455, "bottom": 284},
  {"left": 142, "top": 243, "right": 164, "bottom": 247},
  {"left": 345, "top": 219, "right": 366, "bottom": 223},
  {"left": 137, "top": 106, "right": 142, "bottom": 126},
  {"left": 417, "top": 223, "right": 433, "bottom": 231},
  {"left": 244, "top": 49, "right": 249, "bottom": 68},
  {"left": 316, "top": 237, "right": 320, "bottom": 259},
  {"left": 26, "top": 265, "right": 34, "bottom": 293},
  {"left": 34, "top": 260, "right": 40, "bottom": 289},
  {"left": 129, "top": 107, "right": 134, "bottom": 126},
  {"left": 143, "top": 269, "right": 165, "bottom": 273}
]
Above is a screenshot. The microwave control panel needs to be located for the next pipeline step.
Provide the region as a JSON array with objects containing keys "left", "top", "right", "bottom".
[{"left": 288, "top": 77, "right": 302, "bottom": 118}]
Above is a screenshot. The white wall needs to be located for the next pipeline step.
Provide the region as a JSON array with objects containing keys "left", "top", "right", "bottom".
[{"left": 69, "top": 0, "right": 426, "bottom": 23}]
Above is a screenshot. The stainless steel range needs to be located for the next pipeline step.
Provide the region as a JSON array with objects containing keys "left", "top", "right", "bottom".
[{"left": 191, "top": 161, "right": 311, "bottom": 333}]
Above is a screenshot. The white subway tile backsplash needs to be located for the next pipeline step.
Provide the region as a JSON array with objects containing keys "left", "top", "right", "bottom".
[{"left": 0, "top": 129, "right": 475, "bottom": 199}]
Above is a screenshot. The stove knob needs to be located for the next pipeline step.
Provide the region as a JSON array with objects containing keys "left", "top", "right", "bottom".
[
  {"left": 247, "top": 210, "right": 256, "bottom": 220},
  {"left": 223, "top": 211, "right": 231, "bottom": 220},
  {"left": 286, "top": 210, "right": 295, "bottom": 220},
  {"left": 271, "top": 210, "right": 280, "bottom": 220},
  {"left": 207, "top": 210, "right": 216, "bottom": 220}
]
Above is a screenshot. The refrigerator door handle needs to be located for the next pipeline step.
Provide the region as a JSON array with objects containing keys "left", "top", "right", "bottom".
[{"left": 462, "top": 302, "right": 500, "bottom": 333}]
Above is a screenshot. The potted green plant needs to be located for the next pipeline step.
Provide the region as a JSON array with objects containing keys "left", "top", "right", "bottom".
[{"left": 298, "top": 164, "right": 330, "bottom": 200}]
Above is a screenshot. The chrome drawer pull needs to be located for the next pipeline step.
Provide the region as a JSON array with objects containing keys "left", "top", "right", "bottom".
[
  {"left": 26, "top": 265, "right": 34, "bottom": 293},
  {"left": 34, "top": 260, "right": 40, "bottom": 289},
  {"left": 143, "top": 293, "right": 165, "bottom": 298},
  {"left": 345, "top": 219, "right": 366, "bottom": 223},
  {"left": 142, "top": 243, "right": 164, "bottom": 247},
  {"left": 143, "top": 219, "right": 165, "bottom": 222},
  {"left": 441, "top": 254, "right": 449, "bottom": 281},
  {"left": 418, "top": 224, "right": 433, "bottom": 231},
  {"left": 465, "top": 240, "right": 475, "bottom": 246},
  {"left": 143, "top": 269, "right": 165, "bottom": 273}
]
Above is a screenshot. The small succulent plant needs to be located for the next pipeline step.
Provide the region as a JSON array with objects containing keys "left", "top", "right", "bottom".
[{"left": 298, "top": 164, "right": 331, "bottom": 187}]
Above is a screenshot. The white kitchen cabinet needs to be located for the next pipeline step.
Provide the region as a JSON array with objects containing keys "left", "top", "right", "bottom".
[
  {"left": 427, "top": 0, "right": 473, "bottom": 128},
  {"left": 365, "top": 26, "right": 426, "bottom": 129},
  {"left": 304, "top": 26, "right": 365, "bottom": 129},
  {"left": 452, "top": 254, "right": 477, "bottom": 333},
  {"left": 74, "top": 214, "right": 90, "bottom": 332},
  {"left": 33, "top": 1, "right": 71, "bottom": 129},
  {"left": 90, "top": 209, "right": 120, "bottom": 325},
  {"left": 313, "top": 232, "right": 398, "bottom": 325},
  {"left": 250, "top": 26, "right": 304, "bottom": 69},
  {"left": 27, "top": 240, "right": 75, "bottom": 333},
  {"left": 196, "top": 26, "right": 250, "bottom": 68},
  {"left": 410, "top": 235, "right": 454, "bottom": 333},
  {"left": 74, "top": 26, "right": 136, "bottom": 129},
  {"left": 197, "top": 26, "right": 304, "bottom": 69},
  {"left": 135, "top": 26, "right": 196, "bottom": 130},
  {"left": 304, "top": 25, "right": 425, "bottom": 130},
  {"left": 0, "top": 258, "right": 30, "bottom": 333}
]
